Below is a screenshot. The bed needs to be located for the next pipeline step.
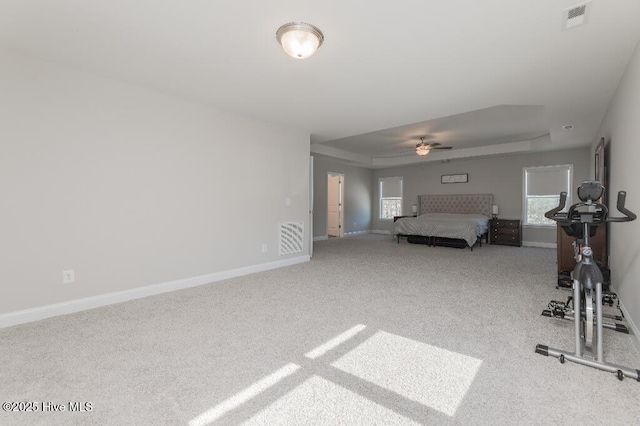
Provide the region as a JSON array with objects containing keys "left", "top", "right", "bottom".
[{"left": 394, "top": 193, "right": 493, "bottom": 250}]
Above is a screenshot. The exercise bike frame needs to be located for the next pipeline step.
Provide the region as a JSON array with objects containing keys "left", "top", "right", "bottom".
[{"left": 535, "top": 182, "right": 639, "bottom": 381}]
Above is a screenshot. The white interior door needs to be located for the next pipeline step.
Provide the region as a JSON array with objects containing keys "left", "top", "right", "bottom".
[{"left": 327, "top": 173, "right": 344, "bottom": 237}]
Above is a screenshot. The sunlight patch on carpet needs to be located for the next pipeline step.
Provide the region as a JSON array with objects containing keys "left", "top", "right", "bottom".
[
  {"left": 242, "top": 375, "right": 421, "bottom": 425},
  {"left": 305, "top": 324, "right": 367, "bottom": 359},
  {"left": 189, "top": 363, "right": 301, "bottom": 426},
  {"left": 332, "top": 331, "right": 482, "bottom": 416}
]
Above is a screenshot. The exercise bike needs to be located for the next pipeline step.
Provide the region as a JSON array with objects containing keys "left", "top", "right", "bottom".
[
  {"left": 535, "top": 181, "right": 638, "bottom": 381},
  {"left": 543, "top": 296, "right": 626, "bottom": 333},
  {"left": 543, "top": 224, "right": 626, "bottom": 331},
  {"left": 556, "top": 234, "right": 611, "bottom": 291}
]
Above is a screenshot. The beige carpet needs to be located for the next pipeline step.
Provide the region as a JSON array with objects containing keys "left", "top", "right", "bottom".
[{"left": 1, "top": 234, "right": 639, "bottom": 425}]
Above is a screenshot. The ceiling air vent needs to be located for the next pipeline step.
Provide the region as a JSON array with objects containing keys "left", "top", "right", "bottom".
[{"left": 562, "top": 1, "right": 592, "bottom": 31}]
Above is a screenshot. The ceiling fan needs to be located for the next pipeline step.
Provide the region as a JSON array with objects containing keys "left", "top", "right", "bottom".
[{"left": 415, "top": 137, "right": 452, "bottom": 156}]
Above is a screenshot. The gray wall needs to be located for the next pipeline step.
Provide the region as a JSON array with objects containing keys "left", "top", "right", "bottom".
[
  {"left": 591, "top": 39, "right": 640, "bottom": 338},
  {"left": 371, "top": 147, "right": 590, "bottom": 244},
  {"left": 0, "top": 49, "right": 310, "bottom": 315},
  {"left": 312, "top": 156, "right": 373, "bottom": 238}
]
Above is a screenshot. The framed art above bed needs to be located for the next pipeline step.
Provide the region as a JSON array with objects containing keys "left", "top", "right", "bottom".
[{"left": 441, "top": 173, "right": 468, "bottom": 184}]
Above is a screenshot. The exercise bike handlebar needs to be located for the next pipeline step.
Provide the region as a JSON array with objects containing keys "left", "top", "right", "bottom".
[
  {"left": 544, "top": 192, "right": 568, "bottom": 221},
  {"left": 544, "top": 190, "right": 636, "bottom": 223},
  {"left": 609, "top": 191, "right": 637, "bottom": 222}
]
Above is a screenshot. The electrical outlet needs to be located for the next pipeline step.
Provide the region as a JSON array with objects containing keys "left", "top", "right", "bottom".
[
  {"left": 261, "top": 243, "right": 268, "bottom": 253},
  {"left": 62, "top": 270, "right": 75, "bottom": 284}
]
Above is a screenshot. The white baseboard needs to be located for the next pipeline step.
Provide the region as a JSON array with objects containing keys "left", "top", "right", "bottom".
[
  {"left": 315, "top": 231, "right": 370, "bottom": 240},
  {"left": 0, "top": 255, "right": 310, "bottom": 329},
  {"left": 617, "top": 298, "right": 640, "bottom": 354},
  {"left": 344, "top": 230, "right": 370, "bottom": 237},
  {"left": 371, "top": 230, "right": 391, "bottom": 235},
  {"left": 522, "top": 241, "right": 557, "bottom": 249}
]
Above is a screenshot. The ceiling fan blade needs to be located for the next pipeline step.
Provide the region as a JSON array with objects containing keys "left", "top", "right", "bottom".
[
  {"left": 427, "top": 142, "right": 441, "bottom": 148},
  {"left": 431, "top": 146, "right": 452, "bottom": 150}
]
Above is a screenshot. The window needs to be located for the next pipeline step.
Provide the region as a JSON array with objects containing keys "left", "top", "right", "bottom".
[
  {"left": 379, "top": 177, "right": 403, "bottom": 220},
  {"left": 523, "top": 165, "right": 572, "bottom": 226}
]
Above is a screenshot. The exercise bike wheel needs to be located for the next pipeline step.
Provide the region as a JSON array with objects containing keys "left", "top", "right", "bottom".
[{"left": 583, "top": 288, "right": 594, "bottom": 353}]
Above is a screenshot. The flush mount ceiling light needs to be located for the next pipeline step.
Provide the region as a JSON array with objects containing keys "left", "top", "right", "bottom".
[{"left": 276, "top": 22, "right": 324, "bottom": 59}]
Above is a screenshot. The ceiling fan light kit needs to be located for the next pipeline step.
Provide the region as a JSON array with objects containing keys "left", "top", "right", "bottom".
[
  {"left": 416, "top": 143, "right": 430, "bottom": 156},
  {"left": 276, "top": 22, "right": 324, "bottom": 59},
  {"left": 415, "top": 137, "right": 452, "bottom": 156}
]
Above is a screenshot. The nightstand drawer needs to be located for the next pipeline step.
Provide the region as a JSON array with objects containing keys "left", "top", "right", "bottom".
[
  {"left": 492, "top": 220, "right": 519, "bottom": 229},
  {"left": 491, "top": 234, "right": 520, "bottom": 244},
  {"left": 492, "top": 227, "right": 519, "bottom": 236}
]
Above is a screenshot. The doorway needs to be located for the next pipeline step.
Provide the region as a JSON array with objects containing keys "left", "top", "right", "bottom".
[{"left": 327, "top": 172, "right": 344, "bottom": 238}]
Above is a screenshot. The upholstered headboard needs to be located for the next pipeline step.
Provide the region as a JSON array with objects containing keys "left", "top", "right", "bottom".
[{"left": 418, "top": 193, "right": 493, "bottom": 217}]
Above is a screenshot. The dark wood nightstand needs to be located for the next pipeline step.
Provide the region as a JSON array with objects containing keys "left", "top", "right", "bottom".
[{"left": 489, "top": 219, "right": 521, "bottom": 246}]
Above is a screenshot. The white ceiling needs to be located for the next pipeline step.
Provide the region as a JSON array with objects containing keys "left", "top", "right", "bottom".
[{"left": 1, "top": 1, "right": 639, "bottom": 168}]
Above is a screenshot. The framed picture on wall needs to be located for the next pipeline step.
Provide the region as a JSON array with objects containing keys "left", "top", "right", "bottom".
[{"left": 441, "top": 173, "right": 468, "bottom": 184}]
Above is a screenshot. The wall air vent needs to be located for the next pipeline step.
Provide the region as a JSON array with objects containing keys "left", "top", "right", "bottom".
[
  {"left": 562, "top": 1, "right": 592, "bottom": 31},
  {"left": 279, "top": 222, "right": 304, "bottom": 256}
]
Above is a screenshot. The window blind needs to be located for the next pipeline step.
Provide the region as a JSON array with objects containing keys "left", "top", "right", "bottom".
[
  {"left": 525, "top": 166, "right": 571, "bottom": 196},
  {"left": 380, "top": 177, "right": 402, "bottom": 198}
]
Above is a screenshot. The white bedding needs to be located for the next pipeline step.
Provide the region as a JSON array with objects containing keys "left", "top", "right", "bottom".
[{"left": 394, "top": 213, "right": 490, "bottom": 247}]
